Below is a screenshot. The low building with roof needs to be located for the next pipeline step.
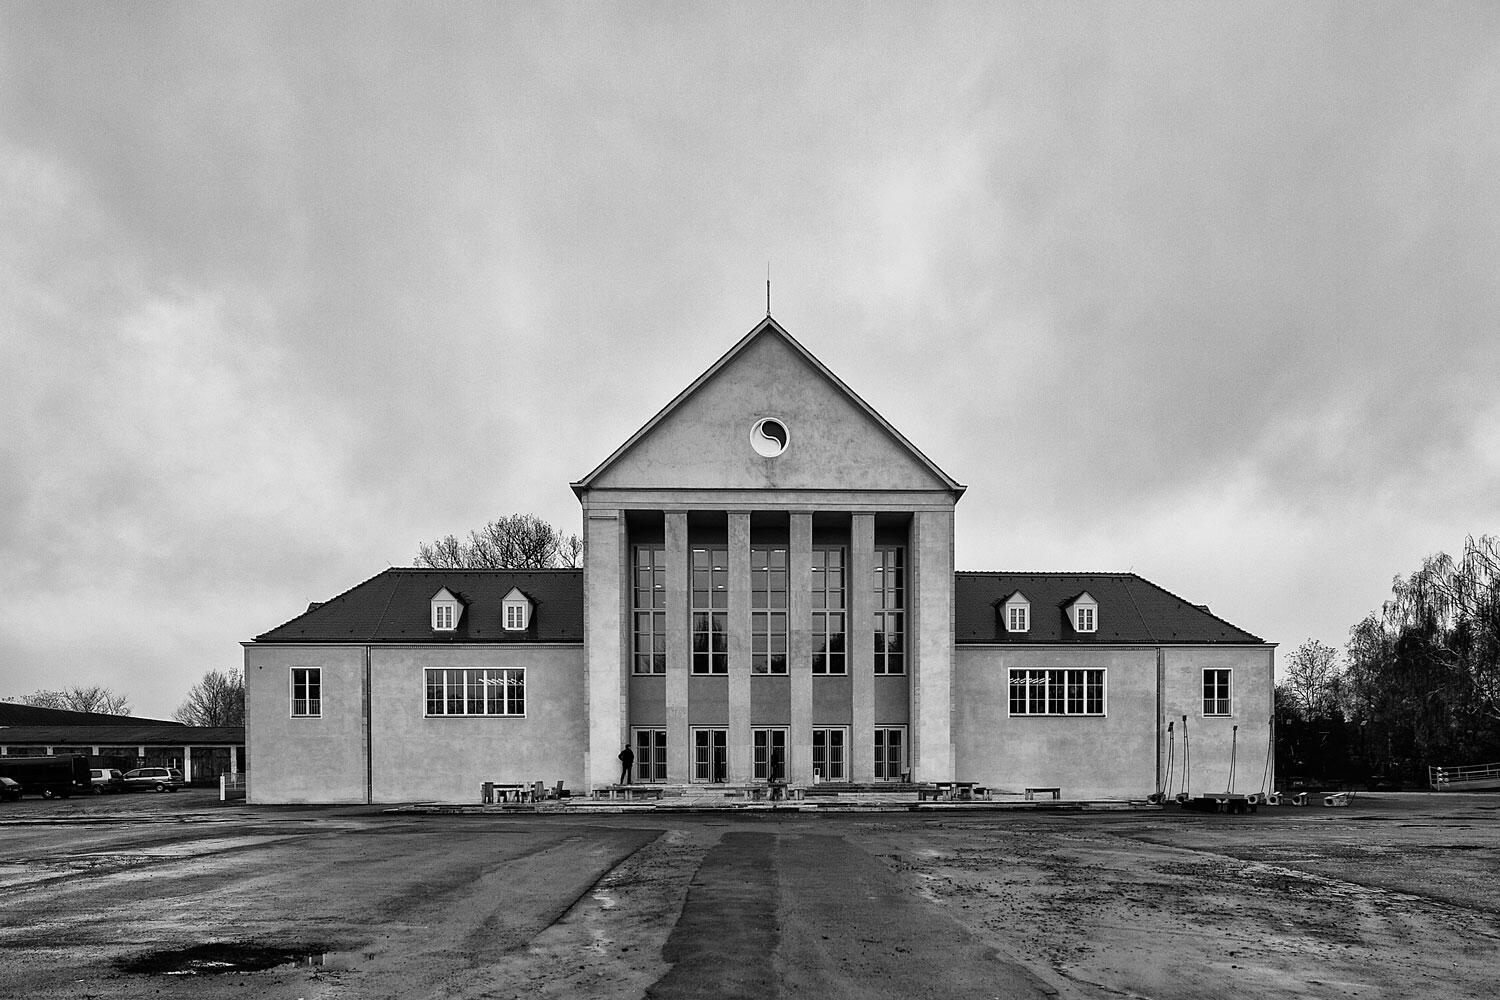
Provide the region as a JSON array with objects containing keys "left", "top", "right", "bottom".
[
  {"left": 0, "top": 703, "right": 244, "bottom": 784},
  {"left": 245, "top": 317, "right": 1273, "bottom": 804}
]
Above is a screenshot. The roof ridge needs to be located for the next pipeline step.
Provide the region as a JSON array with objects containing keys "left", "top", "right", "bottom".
[{"left": 955, "top": 570, "right": 1135, "bottom": 577}]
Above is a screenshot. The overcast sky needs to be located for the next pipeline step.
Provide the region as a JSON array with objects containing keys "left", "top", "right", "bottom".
[{"left": 3, "top": 4, "right": 1497, "bottom": 719}]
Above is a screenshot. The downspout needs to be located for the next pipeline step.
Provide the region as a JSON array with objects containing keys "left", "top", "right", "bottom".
[
  {"left": 1156, "top": 648, "right": 1164, "bottom": 796},
  {"left": 364, "top": 646, "right": 373, "bottom": 805}
]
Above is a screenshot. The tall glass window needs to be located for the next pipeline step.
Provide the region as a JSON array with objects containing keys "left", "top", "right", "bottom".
[
  {"left": 693, "top": 728, "right": 728, "bottom": 781},
  {"left": 873, "top": 546, "right": 905, "bottom": 674},
  {"left": 291, "top": 668, "right": 321, "bottom": 717},
  {"left": 751, "top": 547, "right": 788, "bottom": 674},
  {"left": 753, "top": 728, "right": 788, "bottom": 781},
  {"left": 632, "top": 546, "right": 666, "bottom": 674},
  {"left": 1203, "top": 669, "right": 1232, "bottom": 716},
  {"left": 633, "top": 728, "right": 667, "bottom": 782},
  {"left": 875, "top": 727, "right": 905, "bottom": 780},
  {"left": 691, "top": 547, "right": 728, "bottom": 673},
  {"left": 812, "top": 727, "right": 847, "bottom": 781},
  {"left": 811, "top": 547, "right": 846, "bottom": 674}
]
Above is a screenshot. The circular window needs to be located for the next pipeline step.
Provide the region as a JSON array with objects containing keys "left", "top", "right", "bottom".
[{"left": 750, "top": 417, "right": 789, "bottom": 457}]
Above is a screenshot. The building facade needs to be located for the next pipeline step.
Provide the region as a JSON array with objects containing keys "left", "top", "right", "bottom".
[{"left": 245, "top": 318, "right": 1272, "bottom": 804}]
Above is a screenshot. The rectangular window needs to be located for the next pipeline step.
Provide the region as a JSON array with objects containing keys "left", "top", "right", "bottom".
[
  {"left": 434, "top": 604, "right": 454, "bottom": 630},
  {"left": 633, "top": 728, "right": 667, "bottom": 783},
  {"left": 691, "top": 547, "right": 728, "bottom": 674},
  {"left": 751, "top": 547, "right": 788, "bottom": 674},
  {"left": 1007, "top": 668, "right": 1105, "bottom": 716},
  {"left": 811, "top": 547, "right": 847, "bottom": 674},
  {"left": 633, "top": 546, "right": 667, "bottom": 674},
  {"left": 812, "top": 727, "right": 847, "bottom": 782},
  {"left": 504, "top": 604, "right": 524, "bottom": 631},
  {"left": 875, "top": 726, "right": 906, "bottom": 781},
  {"left": 753, "top": 728, "right": 788, "bottom": 781},
  {"left": 1007, "top": 604, "right": 1028, "bottom": 632},
  {"left": 1076, "top": 606, "right": 1096, "bottom": 632},
  {"left": 692, "top": 727, "right": 728, "bottom": 782},
  {"left": 873, "top": 546, "right": 905, "bottom": 674},
  {"left": 291, "top": 668, "right": 321, "bottom": 717},
  {"left": 1203, "top": 668, "right": 1232, "bottom": 716},
  {"left": 424, "top": 668, "right": 525, "bottom": 716}
]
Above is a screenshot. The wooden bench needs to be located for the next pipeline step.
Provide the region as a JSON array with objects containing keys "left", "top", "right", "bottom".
[{"left": 1025, "top": 786, "right": 1061, "bottom": 801}]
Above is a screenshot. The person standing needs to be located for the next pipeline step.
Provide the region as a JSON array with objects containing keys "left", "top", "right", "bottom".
[{"left": 618, "top": 743, "right": 635, "bottom": 785}]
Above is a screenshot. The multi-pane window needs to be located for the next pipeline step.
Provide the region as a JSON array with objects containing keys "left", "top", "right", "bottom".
[
  {"left": 433, "top": 603, "right": 456, "bottom": 630},
  {"left": 1007, "top": 604, "right": 1029, "bottom": 633},
  {"left": 291, "top": 668, "right": 321, "bottom": 717},
  {"left": 751, "top": 547, "right": 788, "bottom": 674},
  {"left": 1203, "top": 669, "right": 1232, "bottom": 716},
  {"left": 875, "top": 727, "right": 905, "bottom": 781},
  {"left": 633, "top": 729, "right": 667, "bottom": 783},
  {"left": 504, "top": 602, "right": 525, "bottom": 631},
  {"left": 633, "top": 546, "right": 666, "bottom": 674},
  {"left": 1007, "top": 668, "right": 1105, "bottom": 716},
  {"left": 1075, "top": 605, "right": 1096, "bottom": 632},
  {"left": 811, "top": 547, "right": 847, "bottom": 674},
  {"left": 812, "top": 728, "right": 847, "bottom": 781},
  {"left": 753, "top": 728, "right": 788, "bottom": 781},
  {"left": 873, "top": 546, "right": 905, "bottom": 674},
  {"left": 691, "top": 547, "right": 728, "bottom": 674},
  {"left": 692, "top": 728, "right": 728, "bottom": 782},
  {"left": 424, "top": 668, "right": 525, "bottom": 716}
]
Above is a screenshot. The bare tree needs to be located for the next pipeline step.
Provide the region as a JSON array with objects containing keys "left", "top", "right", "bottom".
[
  {"left": 174, "top": 669, "right": 245, "bottom": 727},
  {"left": 416, "top": 513, "right": 582, "bottom": 570},
  {"left": 1284, "top": 638, "right": 1342, "bottom": 718},
  {"left": 9, "top": 686, "right": 131, "bottom": 715}
]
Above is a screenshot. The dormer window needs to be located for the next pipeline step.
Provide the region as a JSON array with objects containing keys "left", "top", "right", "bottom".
[
  {"left": 1003, "top": 592, "right": 1030, "bottom": 633},
  {"left": 431, "top": 588, "right": 462, "bottom": 632},
  {"left": 501, "top": 587, "right": 532, "bottom": 632},
  {"left": 1068, "top": 592, "right": 1099, "bottom": 634}
]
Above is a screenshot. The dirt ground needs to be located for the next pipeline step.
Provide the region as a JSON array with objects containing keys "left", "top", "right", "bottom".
[{"left": 0, "top": 791, "right": 1496, "bottom": 999}]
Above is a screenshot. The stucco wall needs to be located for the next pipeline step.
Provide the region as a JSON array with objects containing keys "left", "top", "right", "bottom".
[
  {"left": 953, "top": 646, "right": 1158, "bottom": 799},
  {"left": 368, "top": 645, "right": 586, "bottom": 802},
  {"left": 953, "top": 644, "right": 1274, "bottom": 800},
  {"left": 245, "top": 643, "right": 586, "bottom": 804},
  {"left": 244, "top": 644, "right": 370, "bottom": 804},
  {"left": 1161, "top": 646, "right": 1275, "bottom": 798}
]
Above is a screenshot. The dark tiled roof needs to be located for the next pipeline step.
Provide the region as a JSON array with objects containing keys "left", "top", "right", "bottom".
[
  {"left": 0, "top": 726, "right": 242, "bottom": 745},
  {"left": 955, "top": 572, "right": 1265, "bottom": 645},
  {"left": 0, "top": 703, "right": 180, "bottom": 727},
  {"left": 254, "top": 568, "right": 585, "bottom": 644}
]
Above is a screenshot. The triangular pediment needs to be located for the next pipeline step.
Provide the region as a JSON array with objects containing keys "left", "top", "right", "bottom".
[{"left": 574, "top": 318, "right": 963, "bottom": 495}]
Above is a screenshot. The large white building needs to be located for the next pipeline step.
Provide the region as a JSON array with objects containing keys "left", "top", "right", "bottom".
[{"left": 245, "top": 318, "right": 1272, "bottom": 803}]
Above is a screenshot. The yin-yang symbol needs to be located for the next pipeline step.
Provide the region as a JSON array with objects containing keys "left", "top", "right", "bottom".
[{"left": 750, "top": 417, "right": 789, "bottom": 457}]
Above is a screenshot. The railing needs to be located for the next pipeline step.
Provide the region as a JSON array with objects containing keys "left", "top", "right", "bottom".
[
  {"left": 220, "top": 772, "right": 248, "bottom": 801},
  {"left": 1429, "top": 762, "right": 1500, "bottom": 789}
]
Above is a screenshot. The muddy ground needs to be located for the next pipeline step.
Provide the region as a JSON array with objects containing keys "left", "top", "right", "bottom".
[{"left": 0, "top": 791, "right": 1495, "bottom": 998}]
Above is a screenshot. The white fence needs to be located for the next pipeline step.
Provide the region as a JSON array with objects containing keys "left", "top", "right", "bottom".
[
  {"left": 1429, "top": 762, "right": 1500, "bottom": 790},
  {"left": 219, "top": 772, "right": 247, "bottom": 801}
]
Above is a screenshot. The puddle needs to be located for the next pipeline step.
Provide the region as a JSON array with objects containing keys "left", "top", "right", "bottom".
[{"left": 116, "top": 941, "right": 348, "bottom": 976}]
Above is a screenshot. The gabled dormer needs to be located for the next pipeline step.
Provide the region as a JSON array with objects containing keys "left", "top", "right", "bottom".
[
  {"left": 431, "top": 588, "right": 463, "bottom": 632},
  {"left": 1066, "top": 592, "right": 1098, "bottom": 634},
  {"left": 1002, "top": 590, "right": 1030, "bottom": 634},
  {"left": 502, "top": 587, "right": 533, "bottom": 632}
]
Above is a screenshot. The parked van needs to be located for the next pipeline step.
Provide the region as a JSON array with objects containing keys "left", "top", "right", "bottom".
[{"left": 0, "top": 754, "right": 91, "bottom": 798}]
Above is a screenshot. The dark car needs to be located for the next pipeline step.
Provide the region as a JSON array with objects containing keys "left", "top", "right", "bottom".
[
  {"left": 121, "top": 767, "right": 185, "bottom": 792},
  {"left": 90, "top": 768, "right": 125, "bottom": 793},
  {"left": 0, "top": 776, "right": 21, "bottom": 802}
]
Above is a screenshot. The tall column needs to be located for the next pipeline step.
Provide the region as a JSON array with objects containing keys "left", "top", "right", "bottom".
[
  {"left": 727, "top": 512, "right": 752, "bottom": 781},
  {"left": 850, "top": 513, "right": 876, "bottom": 783},
  {"left": 789, "top": 513, "right": 813, "bottom": 784},
  {"left": 911, "top": 508, "right": 954, "bottom": 782},
  {"left": 183, "top": 746, "right": 193, "bottom": 783},
  {"left": 665, "top": 511, "right": 691, "bottom": 782},
  {"left": 584, "top": 509, "right": 625, "bottom": 788}
]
